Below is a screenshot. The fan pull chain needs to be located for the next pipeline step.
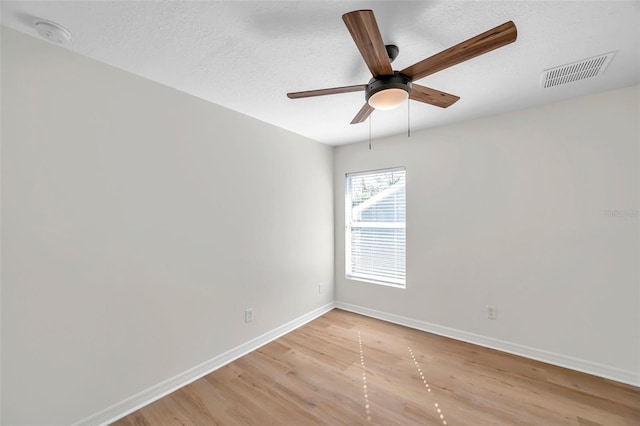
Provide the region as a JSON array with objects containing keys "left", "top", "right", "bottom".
[
  {"left": 368, "top": 114, "right": 372, "bottom": 150},
  {"left": 407, "top": 99, "right": 411, "bottom": 138}
]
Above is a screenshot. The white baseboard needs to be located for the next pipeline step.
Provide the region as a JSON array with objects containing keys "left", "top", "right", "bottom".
[
  {"left": 335, "top": 301, "right": 640, "bottom": 387},
  {"left": 73, "top": 302, "right": 336, "bottom": 426}
]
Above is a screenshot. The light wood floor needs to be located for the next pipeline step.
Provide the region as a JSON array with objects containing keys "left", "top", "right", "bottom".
[{"left": 114, "top": 309, "right": 640, "bottom": 425}]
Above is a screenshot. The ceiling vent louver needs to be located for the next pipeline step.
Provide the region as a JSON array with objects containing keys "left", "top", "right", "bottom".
[{"left": 541, "top": 51, "right": 616, "bottom": 88}]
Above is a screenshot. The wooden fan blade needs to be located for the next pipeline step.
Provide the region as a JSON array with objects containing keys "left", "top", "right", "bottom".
[
  {"left": 287, "top": 84, "right": 367, "bottom": 99},
  {"left": 351, "top": 103, "right": 375, "bottom": 124},
  {"left": 410, "top": 84, "right": 460, "bottom": 108},
  {"left": 401, "top": 21, "right": 517, "bottom": 81},
  {"left": 342, "top": 10, "right": 393, "bottom": 77}
]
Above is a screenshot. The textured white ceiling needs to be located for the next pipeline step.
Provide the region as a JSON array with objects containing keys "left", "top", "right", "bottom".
[{"left": 2, "top": 1, "right": 639, "bottom": 145}]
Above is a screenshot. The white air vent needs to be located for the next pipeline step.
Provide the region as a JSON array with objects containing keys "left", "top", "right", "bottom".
[{"left": 541, "top": 51, "right": 616, "bottom": 88}]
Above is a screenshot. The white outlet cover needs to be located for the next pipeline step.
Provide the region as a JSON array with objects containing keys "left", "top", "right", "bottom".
[{"left": 487, "top": 306, "right": 497, "bottom": 320}]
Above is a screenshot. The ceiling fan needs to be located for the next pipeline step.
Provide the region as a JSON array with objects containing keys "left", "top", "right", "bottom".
[{"left": 287, "top": 10, "right": 517, "bottom": 124}]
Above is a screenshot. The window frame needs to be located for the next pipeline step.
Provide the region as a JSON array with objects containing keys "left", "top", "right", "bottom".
[{"left": 345, "top": 167, "right": 406, "bottom": 288}]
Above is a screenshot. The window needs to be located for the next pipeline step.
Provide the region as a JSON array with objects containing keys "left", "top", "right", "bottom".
[{"left": 345, "top": 167, "right": 406, "bottom": 288}]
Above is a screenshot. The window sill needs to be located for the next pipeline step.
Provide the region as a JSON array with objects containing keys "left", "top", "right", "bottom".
[{"left": 346, "top": 275, "right": 405, "bottom": 289}]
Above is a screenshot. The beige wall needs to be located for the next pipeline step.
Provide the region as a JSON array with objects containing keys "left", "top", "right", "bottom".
[
  {"left": 1, "top": 27, "right": 334, "bottom": 425},
  {"left": 334, "top": 85, "right": 640, "bottom": 384}
]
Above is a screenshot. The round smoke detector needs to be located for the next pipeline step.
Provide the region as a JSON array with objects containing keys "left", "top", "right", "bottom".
[{"left": 33, "top": 19, "right": 71, "bottom": 45}]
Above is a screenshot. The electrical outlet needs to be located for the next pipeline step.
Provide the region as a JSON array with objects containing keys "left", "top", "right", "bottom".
[
  {"left": 487, "top": 306, "right": 497, "bottom": 320},
  {"left": 245, "top": 308, "right": 254, "bottom": 323},
  {"left": 318, "top": 284, "right": 323, "bottom": 294}
]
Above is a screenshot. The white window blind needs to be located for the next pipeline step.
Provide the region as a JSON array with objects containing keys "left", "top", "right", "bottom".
[{"left": 345, "top": 167, "right": 406, "bottom": 287}]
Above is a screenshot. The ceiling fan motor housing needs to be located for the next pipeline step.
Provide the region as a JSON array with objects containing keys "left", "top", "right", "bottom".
[{"left": 365, "top": 71, "right": 412, "bottom": 103}]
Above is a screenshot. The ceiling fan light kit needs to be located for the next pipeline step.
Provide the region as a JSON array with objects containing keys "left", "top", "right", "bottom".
[
  {"left": 287, "top": 9, "right": 517, "bottom": 125},
  {"left": 366, "top": 72, "right": 412, "bottom": 110},
  {"left": 368, "top": 88, "right": 409, "bottom": 110}
]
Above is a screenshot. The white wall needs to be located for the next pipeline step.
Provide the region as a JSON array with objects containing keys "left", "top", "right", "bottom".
[
  {"left": 1, "top": 27, "right": 333, "bottom": 425},
  {"left": 334, "top": 85, "right": 640, "bottom": 383},
  {"left": 2, "top": 22, "right": 638, "bottom": 425}
]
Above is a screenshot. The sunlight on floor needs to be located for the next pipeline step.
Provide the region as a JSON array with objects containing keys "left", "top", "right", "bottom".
[
  {"left": 408, "top": 346, "right": 448, "bottom": 425},
  {"left": 358, "top": 331, "right": 372, "bottom": 422}
]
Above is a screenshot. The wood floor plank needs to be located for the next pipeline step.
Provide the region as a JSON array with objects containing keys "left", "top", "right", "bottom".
[{"left": 113, "top": 309, "right": 640, "bottom": 425}]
